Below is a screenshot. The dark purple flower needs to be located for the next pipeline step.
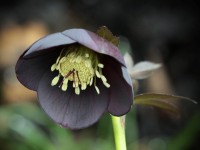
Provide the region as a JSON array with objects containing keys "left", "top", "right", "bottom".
[{"left": 15, "top": 27, "right": 134, "bottom": 129}]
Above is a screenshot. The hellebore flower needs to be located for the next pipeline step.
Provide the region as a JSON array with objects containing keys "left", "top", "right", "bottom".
[{"left": 15, "top": 27, "right": 133, "bottom": 129}]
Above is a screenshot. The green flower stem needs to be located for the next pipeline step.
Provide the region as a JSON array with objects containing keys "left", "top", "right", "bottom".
[{"left": 111, "top": 115, "right": 127, "bottom": 150}]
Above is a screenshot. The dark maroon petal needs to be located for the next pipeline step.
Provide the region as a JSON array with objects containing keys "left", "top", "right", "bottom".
[
  {"left": 37, "top": 71, "right": 109, "bottom": 129},
  {"left": 62, "top": 29, "right": 125, "bottom": 66},
  {"left": 24, "top": 32, "right": 75, "bottom": 58},
  {"left": 103, "top": 57, "right": 133, "bottom": 116},
  {"left": 15, "top": 48, "right": 59, "bottom": 90}
]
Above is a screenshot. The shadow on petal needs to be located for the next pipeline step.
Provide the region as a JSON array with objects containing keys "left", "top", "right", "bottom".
[
  {"left": 103, "top": 57, "right": 133, "bottom": 116},
  {"left": 37, "top": 71, "right": 109, "bottom": 129},
  {"left": 15, "top": 48, "right": 59, "bottom": 90},
  {"left": 62, "top": 29, "right": 125, "bottom": 66}
]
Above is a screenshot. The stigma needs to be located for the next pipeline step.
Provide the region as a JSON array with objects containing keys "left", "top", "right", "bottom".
[{"left": 50, "top": 45, "right": 110, "bottom": 95}]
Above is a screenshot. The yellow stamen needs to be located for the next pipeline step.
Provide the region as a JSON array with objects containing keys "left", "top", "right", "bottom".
[
  {"left": 81, "top": 82, "right": 87, "bottom": 90},
  {"left": 89, "top": 77, "right": 93, "bottom": 86},
  {"left": 98, "top": 63, "right": 104, "bottom": 68},
  {"left": 51, "top": 75, "right": 60, "bottom": 86},
  {"left": 95, "top": 70, "right": 101, "bottom": 78},
  {"left": 75, "top": 86, "right": 80, "bottom": 95},
  {"left": 51, "top": 64, "right": 56, "bottom": 71},
  {"left": 101, "top": 75, "right": 107, "bottom": 82},
  {"left": 50, "top": 45, "right": 110, "bottom": 95},
  {"left": 63, "top": 78, "right": 68, "bottom": 84},
  {"left": 95, "top": 86, "right": 100, "bottom": 94},
  {"left": 61, "top": 84, "right": 68, "bottom": 91},
  {"left": 85, "top": 53, "right": 89, "bottom": 58},
  {"left": 103, "top": 82, "right": 110, "bottom": 88}
]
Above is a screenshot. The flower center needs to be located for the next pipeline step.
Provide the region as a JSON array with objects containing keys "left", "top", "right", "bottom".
[{"left": 50, "top": 45, "right": 110, "bottom": 95}]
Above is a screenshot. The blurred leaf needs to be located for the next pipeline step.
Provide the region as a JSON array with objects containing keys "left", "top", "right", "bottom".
[
  {"left": 131, "top": 61, "right": 162, "bottom": 79},
  {"left": 167, "top": 110, "right": 200, "bottom": 150},
  {"left": 133, "top": 93, "right": 197, "bottom": 116},
  {"left": 0, "top": 102, "right": 56, "bottom": 150},
  {"left": 96, "top": 26, "right": 120, "bottom": 46},
  {"left": 0, "top": 102, "right": 116, "bottom": 150}
]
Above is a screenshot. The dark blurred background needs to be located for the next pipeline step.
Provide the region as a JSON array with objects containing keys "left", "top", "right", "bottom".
[{"left": 0, "top": 0, "right": 199, "bottom": 150}]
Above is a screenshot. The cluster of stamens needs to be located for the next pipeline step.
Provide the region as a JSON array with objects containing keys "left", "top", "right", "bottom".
[{"left": 50, "top": 45, "right": 110, "bottom": 95}]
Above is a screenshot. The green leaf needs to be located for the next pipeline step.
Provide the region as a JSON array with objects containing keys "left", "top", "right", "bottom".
[
  {"left": 96, "top": 26, "right": 120, "bottom": 46},
  {"left": 133, "top": 93, "right": 197, "bottom": 116}
]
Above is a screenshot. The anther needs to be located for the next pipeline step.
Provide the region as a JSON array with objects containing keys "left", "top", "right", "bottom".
[
  {"left": 51, "top": 75, "right": 60, "bottom": 86},
  {"left": 81, "top": 82, "right": 87, "bottom": 90},
  {"left": 95, "top": 70, "right": 101, "bottom": 78},
  {"left": 51, "top": 64, "right": 57, "bottom": 71},
  {"left": 98, "top": 63, "right": 104, "bottom": 68},
  {"left": 61, "top": 84, "right": 68, "bottom": 91},
  {"left": 103, "top": 82, "right": 110, "bottom": 88},
  {"left": 95, "top": 86, "right": 100, "bottom": 94},
  {"left": 75, "top": 86, "right": 80, "bottom": 95},
  {"left": 101, "top": 75, "right": 107, "bottom": 82},
  {"left": 89, "top": 77, "right": 93, "bottom": 86}
]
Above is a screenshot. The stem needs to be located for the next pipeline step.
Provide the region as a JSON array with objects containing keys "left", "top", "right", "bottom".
[{"left": 111, "top": 115, "right": 127, "bottom": 150}]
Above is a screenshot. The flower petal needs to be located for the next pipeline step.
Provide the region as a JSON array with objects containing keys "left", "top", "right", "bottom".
[
  {"left": 24, "top": 32, "right": 75, "bottom": 58},
  {"left": 124, "top": 52, "right": 134, "bottom": 71},
  {"left": 62, "top": 29, "right": 125, "bottom": 66},
  {"left": 15, "top": 48, "right": 59, "bottom": 90},
  {"left": 103, "top": 58, "right": 133, "bottom": 116},
  {"left": 131, "top": 61, "right": 162, "bottom": 79},
  {"left": 37, "top": 71, "right": 109, "bottom": 129}
]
